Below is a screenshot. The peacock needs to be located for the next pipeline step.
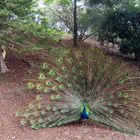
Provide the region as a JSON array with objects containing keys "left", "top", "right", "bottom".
[{"left": 16, "top": 47, "right": 140, "bottom": 135}]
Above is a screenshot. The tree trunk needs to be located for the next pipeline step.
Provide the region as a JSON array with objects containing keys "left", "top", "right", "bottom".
[
  {"left": 0, "top": 52, "right": 9, "bottom": 73},
  {"left": 134, "top": 51, "right": 140, "bottom": 61},
  {"left": 122, "top": 39, "right": 124, "bottom": 46},
  {"left": 112, "top": 41, "right": 115, "bottom": 48},
  {"left": 100, "top": 37, "right": 104, "bottom": 46},
  {"left": 73, "top": 0, "right": 77, "bottom": 47},
  {"left": 107, "top": 41, "right": 109, "bottom": 47},
  {"left": 98, "top": 32, "right": 104, "bottom": 46}
]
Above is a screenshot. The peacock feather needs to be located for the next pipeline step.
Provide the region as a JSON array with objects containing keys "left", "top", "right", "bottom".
[{"left": 16, "top": 47, "right": 140, "bottom": 135}]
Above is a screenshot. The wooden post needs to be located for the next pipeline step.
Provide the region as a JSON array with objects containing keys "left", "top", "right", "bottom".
[{"left": 0, "top": 45, "right": 9, "bottom": 73}]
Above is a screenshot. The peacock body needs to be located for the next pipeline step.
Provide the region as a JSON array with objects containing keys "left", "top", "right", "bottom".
[{"left": 16, "top": 47, "right": 140, "bottom": 135}]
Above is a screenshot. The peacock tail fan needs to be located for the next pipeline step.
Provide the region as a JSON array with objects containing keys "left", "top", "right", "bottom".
[{"left": 16, "top": 47, "right": 140, "bottom": 135}]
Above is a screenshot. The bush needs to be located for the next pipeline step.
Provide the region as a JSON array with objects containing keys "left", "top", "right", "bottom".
[{"left": 101, "top": 7, "right": 140, "bottom": 60}]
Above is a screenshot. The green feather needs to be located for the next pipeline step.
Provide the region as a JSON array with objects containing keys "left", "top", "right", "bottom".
[{"left": 17, "top": 48, "right": 140, "bottom": 135}]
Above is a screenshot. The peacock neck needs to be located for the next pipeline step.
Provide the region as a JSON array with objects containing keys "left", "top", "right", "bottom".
[{"left": 81, "top": 103, "right": 89, "bottom": 119}]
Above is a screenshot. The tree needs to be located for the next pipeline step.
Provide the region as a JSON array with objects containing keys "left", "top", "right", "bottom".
[
  {"left": 44, "top": 0, "right": 78, "bottom": 46},
  {"left": 101, "top": 6, "right": 140, "bottom": 60},
  {"left": 73, "top": 0, "right": 78, "bottom": 47},
  {"left": 0, "top": 0, "right": 35, "bottom": 73},
  {"left": 46, "top": 0, "right": 96, "bottom": 43}
]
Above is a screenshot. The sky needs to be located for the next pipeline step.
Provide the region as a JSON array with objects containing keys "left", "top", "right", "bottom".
[
  {"left": 38, "top": 0, "right": 45, "bottom": 8},
  {"left": 37, "top": 0, "right": 84, "bottom": 8}
]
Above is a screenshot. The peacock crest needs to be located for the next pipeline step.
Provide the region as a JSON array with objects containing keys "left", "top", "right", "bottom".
[{"left": 16, "top": 47, "right": 140, "bottom": 135}]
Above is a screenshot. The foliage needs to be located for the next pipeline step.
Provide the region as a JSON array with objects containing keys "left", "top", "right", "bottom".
[
  {"left": 0, "top": 0, "right": 63, "bottom": 48},
  {"left": 0, "top": 0, "right": 35, "bottom": 46},
  {"left": 88, "top": 0, "right": 138, "bottom": 8},
  {"left": 101, "top": 6, "right": 140, "bottom": 60},
  {"left": 45, "top": 0, "right": 95, "bottom": 42}
]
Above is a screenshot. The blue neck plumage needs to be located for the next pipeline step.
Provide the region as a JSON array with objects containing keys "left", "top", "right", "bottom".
[{"left": 81, "top": 104, "right": 89, "bottom": 119}]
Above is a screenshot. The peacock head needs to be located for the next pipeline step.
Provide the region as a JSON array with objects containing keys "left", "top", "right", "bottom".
[{"left": 80, "top": 103, "right": 90, "bottom": 119}]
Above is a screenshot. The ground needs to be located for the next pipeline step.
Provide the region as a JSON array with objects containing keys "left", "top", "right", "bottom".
[{"left": 0, "top": 38, "right": 140, "bottom": 140}]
